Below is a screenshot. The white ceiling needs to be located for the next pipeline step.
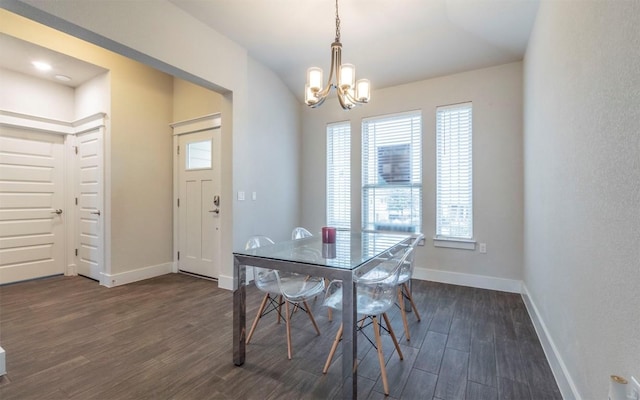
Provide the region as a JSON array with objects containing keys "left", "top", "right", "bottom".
[
  {"left": 0, "top": 33, "right": 107, "bottom": 88},
  {"left": 169, "top": 0, "right": 540, "bottom": 98},
  {"left": 1, "top": 0, "right": 539, "bottom": 99}
]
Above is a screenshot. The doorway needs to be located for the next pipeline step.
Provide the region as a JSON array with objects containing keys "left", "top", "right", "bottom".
[
  {"left": 0, "top": 114, "right": 106, "bottom": 285},
  {"left": 173, "top": 115, "right": 222, "bottom": 279}
]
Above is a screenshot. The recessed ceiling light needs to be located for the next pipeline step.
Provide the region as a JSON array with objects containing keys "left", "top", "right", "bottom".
[
  {"left": 54, "top": 74, "right": 72, "bottom": 82},
  {"left": 32, "top": 61, "right": 52, "bottom": 71}
]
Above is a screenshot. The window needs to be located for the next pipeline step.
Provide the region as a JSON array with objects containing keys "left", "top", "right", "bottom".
[
  {"left": 327, "top": 122, "right": 351, "bottom": 229},
  {"left": 362, "top": 112, "right": 422, "bottom": 233},
  {"left": 436, "top": 102, "right": 473, "bottom": 240},
  {"left": 186, "top": 140, "right": 212, "bottom": 169}
]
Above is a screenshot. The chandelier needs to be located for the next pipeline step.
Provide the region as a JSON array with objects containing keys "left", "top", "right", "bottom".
[{"left": 304, "top": 0, "right": 371, "bottom": 110}]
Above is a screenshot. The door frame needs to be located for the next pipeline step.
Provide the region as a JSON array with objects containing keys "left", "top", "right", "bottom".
[
  {"left": 0, "top": 111, "right": 108, "bottom": 284},
  {"left": 171, "top": 113, "right": 222, "bottom": 275}
]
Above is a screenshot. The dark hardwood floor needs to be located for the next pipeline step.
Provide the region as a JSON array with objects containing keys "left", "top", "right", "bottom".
[{"left": 0, "top": 273, "right": 562, "bottom": 399}]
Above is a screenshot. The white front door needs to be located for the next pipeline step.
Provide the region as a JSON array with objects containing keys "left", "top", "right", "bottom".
[
  {"left": 0, "top": 127, "right": 65, "bottom": 284},
  {"left": 177, "top": 129, "right": 221, "bottom": 278},
  {"left": 75, "top": 128, "right": 104, "bottom": 281}
]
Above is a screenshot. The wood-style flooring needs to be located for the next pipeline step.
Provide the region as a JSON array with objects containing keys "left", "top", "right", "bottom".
[{"left": 0, "top": 273, "right": 562, "bottom": 399}]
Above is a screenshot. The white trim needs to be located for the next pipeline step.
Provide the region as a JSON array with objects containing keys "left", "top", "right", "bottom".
[
  {"left": 0, "top": 110, "right": 106, "bottom": 135},
  {"left": 170, "top": 113, "right": 221, "bottom": 136},
  {"left": 521, "top": 284, "right": 580, "bottom": 400},
  {"left": 0, "top": 110, "right": 73, "bottom": 134},
  {"left": 100, "top": 262, "right": 173, "bottom": 288},
  {"left": 218, "top": 273, "right": 234, "bottom": 290},
  {"left": 0, "top": 346, "right": 5, "bottom": 376},
  {"left": 433, "top": 237, "right": 476, "bottom": 250},
  {"left": 72, "top": 112, "right": 107, "bottom": 133},
  {"left": 413, "top": 267, "right": 521, "bottom": 293}
]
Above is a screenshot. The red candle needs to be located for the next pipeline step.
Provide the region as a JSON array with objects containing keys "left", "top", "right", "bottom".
[{"left": 322, "top": 226, "right": 336, "bottom": 244}]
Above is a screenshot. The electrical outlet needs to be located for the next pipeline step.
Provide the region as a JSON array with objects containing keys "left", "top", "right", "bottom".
[
  {"left": 479, "top": 243, "right": 487, "bottom": 253},
  {"left": 630, "top": 376, "right": 640, "bottom": 400}
]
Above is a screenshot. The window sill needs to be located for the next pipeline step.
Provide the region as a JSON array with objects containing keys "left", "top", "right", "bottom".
[{"left": 433, "top": 237, "right": 476, "bottom": 250}]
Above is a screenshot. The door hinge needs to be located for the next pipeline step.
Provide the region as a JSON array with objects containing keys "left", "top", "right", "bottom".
[
  {"left": 177, "top": 198, "right": 180, "bottom": 207},
  {"left": 177, "top": 145, "right": 180, "bottom": 155},
  {"left": 177, "top": 251, "right": 180, "bottom": 261},
  {"left": 75, "top": 249, "right": 78, "bottom": 256},
  {"left": 74, "top": 146, "right": 78, "bottom": 155}
]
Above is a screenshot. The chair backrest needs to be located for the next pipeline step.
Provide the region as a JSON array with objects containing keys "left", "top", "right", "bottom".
[
  {"left": 397, "top": 233, "right": 423, "bottom": 283},
  {"left": 291, "top": 227, "right": 313, "bottom": 240},
  {"left": 245, "top": 236, "right": 278, "bottom": 292},
  {"left": 245, "top": 235, "right": 275, "bottom": 250},
  {"left": 354, "top": 246, "right": 414, "bottom": 315}
]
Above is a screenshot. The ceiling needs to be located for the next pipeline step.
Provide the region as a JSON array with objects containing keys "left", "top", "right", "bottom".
[
  {"left": 0, "top": 33, "right": 107, "bottom": 88},
  {"left": 1, "top": 0, "right": 539, "bottom": 99},
  {"left": 169, "top": 0, "right": 540, "bottom": 99}
]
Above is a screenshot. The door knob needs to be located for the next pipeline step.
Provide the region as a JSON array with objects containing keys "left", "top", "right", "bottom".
[
  {"left": 90, "top": 210, "right": 101, "bottom": 216},
  {"left": 51, "top": 209, "right": 63, "bottom": 215}
]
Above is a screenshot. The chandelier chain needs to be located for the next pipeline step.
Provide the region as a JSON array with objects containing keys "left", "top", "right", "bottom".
[{"left": 335, "top": 0, "right": 341, "bottom": 43}]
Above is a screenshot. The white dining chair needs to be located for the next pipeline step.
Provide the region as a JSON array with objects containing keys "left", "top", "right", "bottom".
[
  {"left": 245, "top": 235, "right": 325, "bottom": 360},
  {"left": 322, "top": 246, "right": 414, "bottom": 395}
]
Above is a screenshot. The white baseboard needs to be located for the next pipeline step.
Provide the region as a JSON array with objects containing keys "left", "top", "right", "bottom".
[
  {"left": 0, "top": 346, "right": 5, "bottom": 376},
  {"left": 521, "top": 284, "right": 580, "bottom": 400},
  {"left": 100, "top": 262, "right": 173, "bottom": 288},
  {"left": 218, "top": 274, "right": 234, "bottom": 290},
  {"left": 413, "top": 267, "right": 522, "bottom": 293}
]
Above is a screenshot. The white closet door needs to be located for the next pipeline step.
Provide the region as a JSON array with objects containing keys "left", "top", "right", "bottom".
[
  {"left": 0, "top": 127, "right": 65, "bottom": 284},
  {"left": 75, "top": 128, "right": 104, "bottom": 281}
]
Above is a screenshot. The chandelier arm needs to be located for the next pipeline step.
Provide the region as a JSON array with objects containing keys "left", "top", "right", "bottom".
[
  {"left": 337, "top": 87, "right": 354, "bottom": 110},
  {"left": 343, "top": 89, "right": 367, "bottom": 105},
  {"left": 313, "top": 41, "right": 341, "bottom": 101}
]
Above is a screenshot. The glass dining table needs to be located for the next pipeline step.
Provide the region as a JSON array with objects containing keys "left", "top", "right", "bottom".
[{"left": 232, "top": 230, "right": 412, "bottom": 399}]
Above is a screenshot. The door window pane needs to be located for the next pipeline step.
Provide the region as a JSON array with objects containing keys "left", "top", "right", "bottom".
[{"left": 187, "top": 140, "right": 212, "bottom": 170}]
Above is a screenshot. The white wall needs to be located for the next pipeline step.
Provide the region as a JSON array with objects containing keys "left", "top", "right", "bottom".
[
  {"left": 233, "top": 56, "right": 301, "bottom": 244},
  {"left": 0, "top": 67, "right": 74, "bottom": 120},
  {"left": 75, "top": 71, "right": 109, "bottom": 120},
  {"left": 523, "top": 1, "right": 640, "bottom": 398},
  {"left": 301, "top": 62, "right": 524, "bottom": 288}
]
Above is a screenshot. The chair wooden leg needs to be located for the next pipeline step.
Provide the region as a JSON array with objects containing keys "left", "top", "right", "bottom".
[
  {"left": 285, "top": 301, "right": 292, "bottom": 360},
  {"left": 246, "top": 293, "right": 270, "bottom": 344},
  {"left": 302, "top": 301, "right": 321, "bottom": 336},
  {"left": 323, "top": 278, "right": 333, "bottom": 322},
  {"left": 323, "top": 323, "right": 343, "bottom": 374},
  {"left": 398, "top": 286, "right": 411, "bottom": 341},
  {"left": 383, "top": 312, "right": 403, "bottom": 360},
  {"left": 403, "top": 282, "right": 421, "bottom": 321},
  {"left": 372, "top": 316, "right": 389, "bottom": 396},
  {"left": 277, "top": 295, "right": 283, "bottom": 324}
]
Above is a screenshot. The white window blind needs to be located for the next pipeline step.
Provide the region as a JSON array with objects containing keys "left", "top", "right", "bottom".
[
  {"left": 362, "top": 112, "right": 422, "bottom": 233},
  {"left": 436, "top": 102, "right": 473, "bottom": 239},
  {"left": 327, "top": 122, "right": 351, "bottom": 229}
]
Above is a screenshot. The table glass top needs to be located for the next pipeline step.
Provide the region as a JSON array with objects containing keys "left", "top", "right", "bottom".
[{"left": 234, "top": 231, "right": 411, "bottom": 270}]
